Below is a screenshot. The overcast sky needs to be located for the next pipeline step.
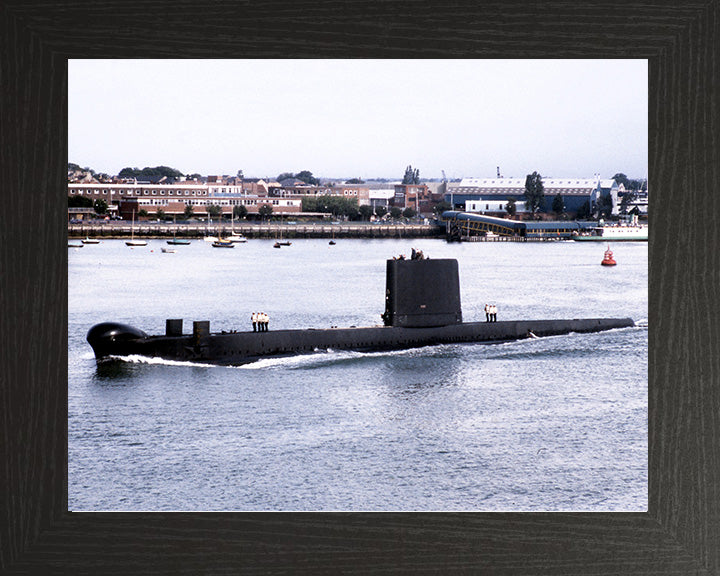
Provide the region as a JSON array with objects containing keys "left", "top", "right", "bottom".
[{"left": 69, "top": 59, "right": 647, "bottom": 181}]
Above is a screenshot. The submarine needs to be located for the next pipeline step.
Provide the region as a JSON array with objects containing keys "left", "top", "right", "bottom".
[{"left": 87, "top": 257, "right": 634, "bottom": 366}]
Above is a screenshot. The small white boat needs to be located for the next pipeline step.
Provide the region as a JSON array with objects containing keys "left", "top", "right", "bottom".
[
  {"left": 161, "top": 247, "right": 176, "bottom": 253},
  {"left": 82, "top": 237, "right": 100, "bottom": 244},
  {"left": 125, "top": 211, "right": 148, "bottom": 247},
  {"left": 68, "top": 242, "right": 83, "bottom": 248}
]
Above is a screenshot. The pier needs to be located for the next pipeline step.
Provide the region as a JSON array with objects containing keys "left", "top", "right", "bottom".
[{"left": 68, "top": 222, "right": 444, "bottom": 240}]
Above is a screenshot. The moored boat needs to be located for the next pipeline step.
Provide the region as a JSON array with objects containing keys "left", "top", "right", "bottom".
[
  {"left": 573, "top": 223, "right": 648, "bottom": 241},
  {"left": 167, "top": 216, "right": 190, "bottom": 244},
  {"left": 82, "top": 237, "right": 100, "bottom": 244},
  {"left": 229, "top": 213, "right": 247, "bottom": 242},
  {"left": 125, "top": 211, "right": 147, "bottom": 247},
  {"left": 212, "top": 239, "right": 234, "bottom": 248}
]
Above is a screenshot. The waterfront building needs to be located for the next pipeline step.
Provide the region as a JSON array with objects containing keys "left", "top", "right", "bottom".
[
  {"left": 392, "top": 183, "right": 444, "bottom": 215},
  {"left": 368, "top": 190, "right": 395, "bottom": 212},
  {"left": 67, "top": 182, "right": 301, "bottom": 220},
  {"left": 445, "top": 176, "right": 620, "bottom": 216},
  {"left": 333, "top": 184, "right": 371, "bottom": 205}
]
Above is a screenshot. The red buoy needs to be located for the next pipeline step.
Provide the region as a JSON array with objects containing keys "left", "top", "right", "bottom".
[{"left": 601, "top": 246, "right": 616, "bottom": 266}]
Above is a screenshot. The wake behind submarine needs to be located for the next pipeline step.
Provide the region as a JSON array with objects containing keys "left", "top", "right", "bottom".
[{"left": 87, "top": 257, "right": 634, "bottom": 366}]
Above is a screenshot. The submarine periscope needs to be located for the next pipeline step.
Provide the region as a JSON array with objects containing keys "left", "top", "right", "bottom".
[{"left": 87, "top": 257, "right": 635, "bottom": 366}]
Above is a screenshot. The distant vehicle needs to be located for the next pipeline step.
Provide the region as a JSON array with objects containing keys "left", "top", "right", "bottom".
[{"left": 70, "top": 219, "right": 82, "bottom": 224}]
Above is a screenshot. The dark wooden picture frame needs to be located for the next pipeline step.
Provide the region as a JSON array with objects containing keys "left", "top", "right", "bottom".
[{"left": 2, "top": 1, "right": 718, "bottom": 573}]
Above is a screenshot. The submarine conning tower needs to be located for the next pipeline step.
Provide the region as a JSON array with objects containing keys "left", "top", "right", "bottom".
[{"left": 383, "top": 258, "right": 462, "bottom": 327}]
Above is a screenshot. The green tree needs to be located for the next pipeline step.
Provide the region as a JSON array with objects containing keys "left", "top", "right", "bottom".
[
  {"left": 389, "top": 206, "right": 402, "bottom": 219},
  {"left": 276, "top": 172, "right": 295, "bottom": 182},
  {"left": 68, "top": 195, "right": 93, "bottom": 208},
  {"left": 402, "top": 207, "right": 416, "bottom": 218},
  {"left": 619, "top": 190, "right": 638, "bottom": 214},
  {"left": 155, "top": 208, "right": 166, "bottom": 220},
  {"left": 206, "top": 204, "right": 222, "bottom": 219},
  {"left": 258, "top": 204, "right": 273, "bottom": 218},
  {"left": 295, "top": 170, "right": 319, "bottom": 185},
  {"left": 612, "top": 173, "right": 630, "bottom": 189},
  {"left": 138, "top": 209, "right": 149, "bottom": 218},
  {"left": 552, "top": 194, "right": 565, "bottom": 217},
  {"left": 118, "top": 166, "right": 184, "bottom": 179},
  {"left": 613, "top": 173, "right": 646, "bottom": 192},
  {"left": 346, "top": 178, "right": 365, "bottom": 184},
  {"left": 505, "top": 198, "right": 517, "bottom": 218},
  {"left": 433, "top": 200, "right": 452, "bottom": 216},
  {"left": 576, "top": 200, "right": 591, "bottom": 220},
  {"left": 402, "top": 165, "right": 420, "bottom": 185},
  {"left": 302, "top": 196, "right": 359, "bottom": 218},
  {"left": 598, "top": 193, "right": 614, "bottom": 218},
  {"left": 233, "top": 205, "right": 248, "bottom": 219},
  {"left": 358, "top": 205, "right": 374, "bottom": 220},
  {"left": 183, "top": 204, "right": 194, "bottom": 220},
  {"left": 93, "top": 199, "right": 108, "bottom": 214},
  {"left": 375, "top": 205, "right": 388, "bottom": 218},
  {"left": 523, "top": 172, "right": 545, "bottom": 216}
]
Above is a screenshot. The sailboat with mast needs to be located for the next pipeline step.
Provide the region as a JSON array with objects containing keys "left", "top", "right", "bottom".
[
  {"left": 229, "top": 211, "right": 247, "bottom": 243},
  {"left": 273, "top": 215, "right": 291, "bottom": 248},
  {"left": 125, "top": 211, "right": 147, "bottom": 247},
  {"left": 203, "top": 215, "right": 219, "bottom": 242},
  {"left": 167, "top": 215, "right": 190, "bottom": 245}
]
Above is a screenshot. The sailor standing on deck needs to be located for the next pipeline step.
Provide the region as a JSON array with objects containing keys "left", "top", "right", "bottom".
[
  {"left": 484, "top": 304, "right": 490, "bottom": 322},
  {"left": 252, "top": 312, "right": 257, "bottom": 332},
  {"left": 491, "top": 304, "right": 498, "bottom": 322}
]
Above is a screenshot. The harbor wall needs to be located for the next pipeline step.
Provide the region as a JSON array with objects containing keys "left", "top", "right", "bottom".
[{"left": 68, "top": 222, "right": 443, "bottom": 239}]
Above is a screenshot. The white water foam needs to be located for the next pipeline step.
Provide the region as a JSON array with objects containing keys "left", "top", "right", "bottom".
[{"left": 104, "top": 354, "right": 220, "bottom": 368}]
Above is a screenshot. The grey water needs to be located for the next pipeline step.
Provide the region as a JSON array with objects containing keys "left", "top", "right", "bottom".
[{"left": 68, "top": 237, "right": 647, "bottom": 511}]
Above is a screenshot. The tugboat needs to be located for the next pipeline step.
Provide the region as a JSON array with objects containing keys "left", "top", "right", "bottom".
[
  {"left": 87, "top": 256, "right": 635, "bottom": 366},
  {"left": 601, "top": 246, "right": 617, "bottom": 266}
]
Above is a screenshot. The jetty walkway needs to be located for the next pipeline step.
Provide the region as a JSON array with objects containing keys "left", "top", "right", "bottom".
[{"left": 68, "top": 221, "right": 444, "bottom": 240}]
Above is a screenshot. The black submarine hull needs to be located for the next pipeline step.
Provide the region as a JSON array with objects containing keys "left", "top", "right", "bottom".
[
  {"left": 87, "top": 257, "right": 635, "bottom": 366},
  {"left": 87, "top": 317, "right": 635, "bottom": 366}
]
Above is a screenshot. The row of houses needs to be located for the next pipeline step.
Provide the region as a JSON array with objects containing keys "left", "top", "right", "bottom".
[
  {"left": 67, "top": 172, "right": 648, "bottom": 220},
  {"left": 66, "top": 176, "right": 440, "bottom": 220}
]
